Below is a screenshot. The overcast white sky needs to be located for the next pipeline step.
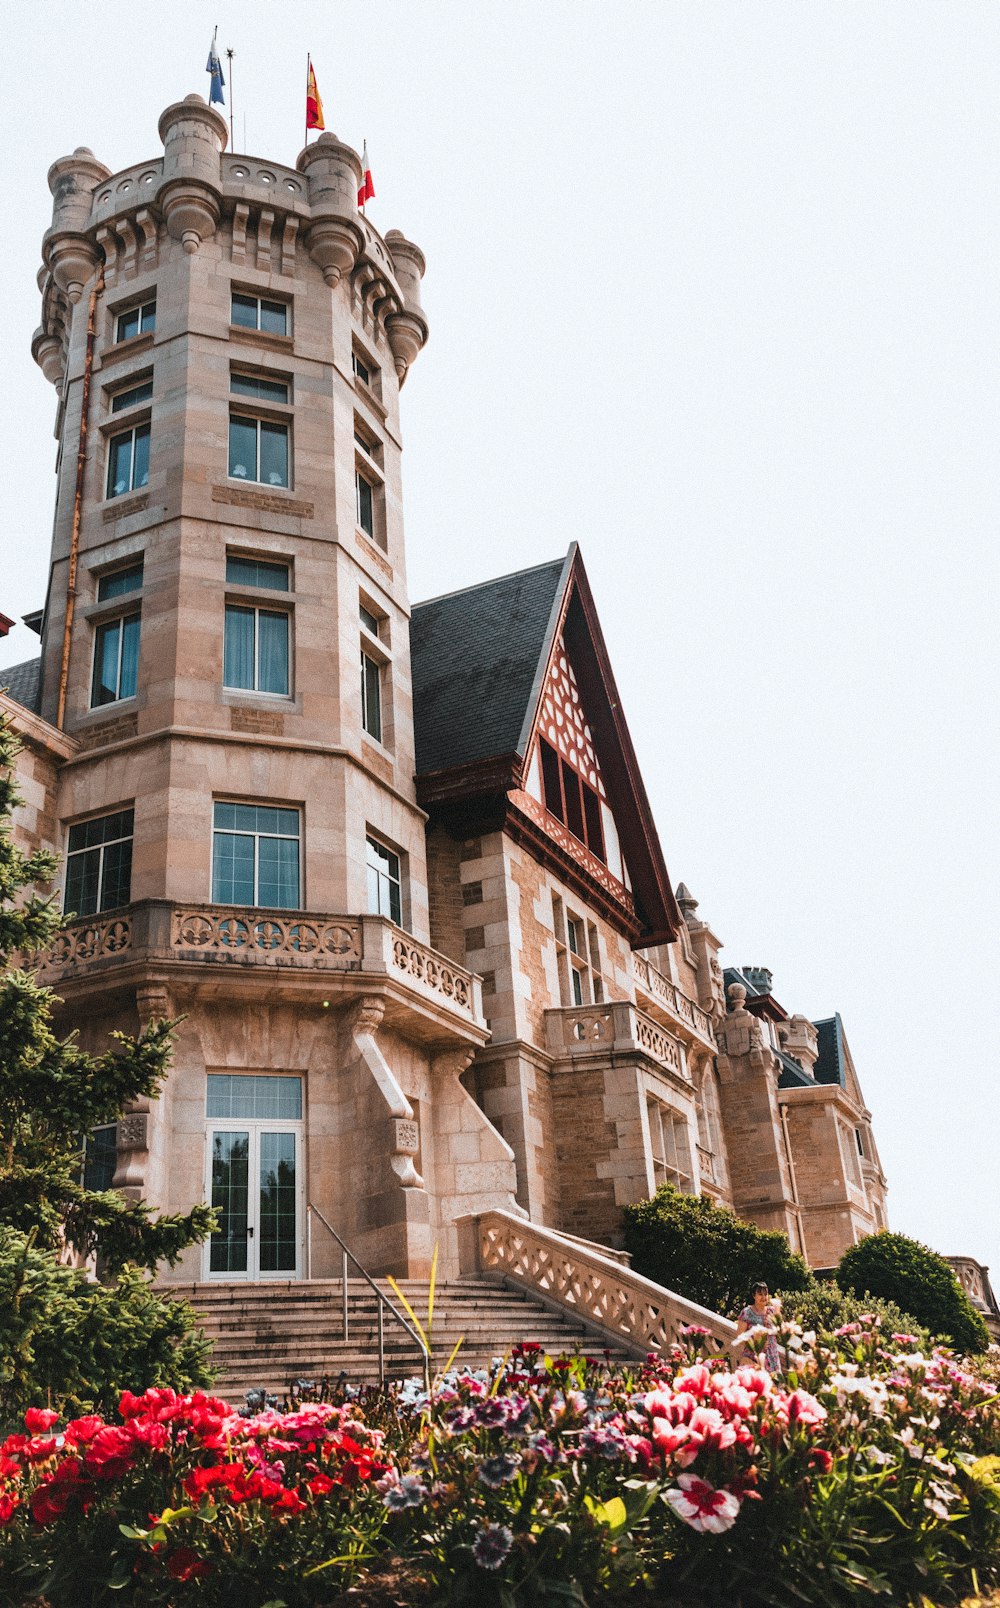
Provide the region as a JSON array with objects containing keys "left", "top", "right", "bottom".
[{"left": 1, "top": 4, "right": 997, "bottom": 1283}]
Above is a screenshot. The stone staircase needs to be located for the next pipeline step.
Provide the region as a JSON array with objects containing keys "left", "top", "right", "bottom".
[{"left": 169, "top": 1276, "right": 640, "bottom": 1403}]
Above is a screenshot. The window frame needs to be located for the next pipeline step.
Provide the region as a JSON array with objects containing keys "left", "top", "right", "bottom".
[
  {"left": 114, "top": 300, "right": 156, "bottom": 344},
  {"left": 211, "top": 801, "right": 302, "bottom": 911},
  {"left": 228, "top": 410, "right": 291, "bottom": 488},
  {"left": 537, "top": 736, "right": 606, "bottom": 863},
  {"left": 230, "top": 292, "right": 290, "bottom": 337},
  {"left": 63, "top": 807, "right": 135, "bottom": 917},
  {"left": 223, "top": 602, "right": 291, "bottom": 697},
  {"left": 106, "top": 420, "right": 151, "bottom": 499},
  {"left": 225, "top": 553, "right": 291, "bottom": 593},
  {"left": 97, "top": 560, "right": 144, "bottom": 602},
  {"left": 646, "top": 1095, "right": 693, "bottom": 1193},
  {"left": 366, "top": 834, "right": 403, "bottom": 926},
  {"left": 91, "top": 610, "right": 140, "bottom": 707},
  {"left": 109, "top": 375, "right": 154, "bottom": 415},
  {"left": 360, "top": 648, "right": 383, "bottom": 743}
]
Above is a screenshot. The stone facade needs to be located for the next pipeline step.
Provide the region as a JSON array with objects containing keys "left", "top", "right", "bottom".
[{"left": 2, "top": 98, "right": 897, "bottom": 1294}]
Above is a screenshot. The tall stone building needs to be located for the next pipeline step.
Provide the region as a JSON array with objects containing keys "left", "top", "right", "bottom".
[{"left": 2, "top": 98, "right": 888, "bottom": 1293}]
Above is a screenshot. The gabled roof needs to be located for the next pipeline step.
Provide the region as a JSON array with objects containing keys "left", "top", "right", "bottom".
[
  {"left": 0, "top": 657, "right": 41, "bottom": 713},
  {"left": 410, "top": 545, "right": 680, "bottom": 945},
  {"left": 813, "top": 1015, "right": 845, "bottom": 1087},
  {"left": 411, "top": 557, "right": 566, "bottom": 779}
]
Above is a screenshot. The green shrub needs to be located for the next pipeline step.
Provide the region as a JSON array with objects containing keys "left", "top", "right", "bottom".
[
  {"left": 0, "top": 1227, "right": 212, "bottom": 1426},
  {"left": 836, "top": 1230, "right": 990, "bottom": 1355},
  {"left": 622, "top": 1183, "right": 811, "bottom": 1317},
  {"left": 777, "top": 1275, "right": 931, "bottom": 1347}
]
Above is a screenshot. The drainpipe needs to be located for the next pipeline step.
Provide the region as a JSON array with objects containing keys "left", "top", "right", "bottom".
[
  {"left": 779, "top": 1100, "right": 806, "bottom": 1257},
  {"left": 56, "top": 261, "right": 104, "bottom": 731}
]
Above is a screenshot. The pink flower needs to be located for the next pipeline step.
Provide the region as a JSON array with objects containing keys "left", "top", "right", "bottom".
[
  {"left": 786, "top": 1389, "right": 827, "bottom": 1427},
  {"left": 665, "top": 1472, "right": 742, "bottom": 1533}
]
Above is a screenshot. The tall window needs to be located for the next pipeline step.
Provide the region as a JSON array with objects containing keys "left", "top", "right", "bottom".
[
  {"left": 355, "top": 469, "right": 374, "bottom": 538},
  {"left": 83, "top": 1126, "right": 117, "bottom": 1191},
  {"left": 553, "top": 896, "right": 603, "bottom": 1006},
  {"left": 647, "top": 1098, "right": 693, "bottom": 1192},
  {"left": 64, "top": 809, "right": 134, "bottom": 916},
  {"left": 92, "top": 613, "right": 140, "bottom": 705},
  {"left": 231, "top": 293, "right": 289, "bottom": 336},
  {"left": 366, "top": 836, "right": 402, "bottom": 924},
  {"left": 107, "top": 423, "right": 150, "bottom": 498},
  {"left": 229, "top": 415, "right": 289, "bottom": 486},
  {"left": 361, "top": 650, "right": 382, "bottom": 742},
  {"left": 115, "top": 301, "right": 155, "bottom": 342},
  {"left": 538, "top": 736, "right": 606, "bottom": 863},
  {"left": 224, "top": 607, "right": 289, "bottom": 695},
  {"left": 212, "top": 803, "right": 300, "bottom": 909}
]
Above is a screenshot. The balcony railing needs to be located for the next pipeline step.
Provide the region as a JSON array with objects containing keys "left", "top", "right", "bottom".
[
  {"left": 545, "top": 1001, "right": 690, "bottom": 1084},
  {"left": 39, "top": 901, "right": 484, "bottom": 1026},
  {"left": 631, "top": 954, "right": 716, "bottom": 1050}
]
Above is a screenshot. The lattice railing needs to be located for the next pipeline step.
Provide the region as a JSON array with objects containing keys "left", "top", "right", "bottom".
[
  {"left": 632, "top": 954, "right": 716, "bottom": 1047},
  {"left": 459, "top": 1209, "right": 736, "bottom": 1357},
  {"left": 172, "top": 906, "right": 363, "bottom": 963},
  {"left": 42, "top": 914, "right": 133, "bottom": 971},
  {"left": 390, "top": 932, "right": 474, "bottom": 1013}
]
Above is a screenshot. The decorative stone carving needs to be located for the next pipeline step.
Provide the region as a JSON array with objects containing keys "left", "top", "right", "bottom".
[
  {"left": 393, "top": 1118, "right": 420, "bottom": 1156},
  {"left": 117, "top": 1113, "right": 148, "bottom": 1151},
  {"left": 715, "top": 983, "right": 764, "bottom": 1060},
  {"left": 349, "top": 996, "right": 385, "bottom": 1037}
]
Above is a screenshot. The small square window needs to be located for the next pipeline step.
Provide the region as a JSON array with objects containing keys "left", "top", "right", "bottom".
[
  {"left": 115, "top": 301, "right": 156, "bottom": 343},
  {"left": 110, "top": 378, "right": 153, "bottom": 413},
  {"left": 97, "top": 561, "right": 144, "bottom": 601},
  {"left": 226, "top": 555, "right": 290, "bottom": 591},
  {"left": 232, "top": 293, "right": 289, "bottom": 336},
  {"left": 359, "top": 604, "right": 381, "bottom": 636}
]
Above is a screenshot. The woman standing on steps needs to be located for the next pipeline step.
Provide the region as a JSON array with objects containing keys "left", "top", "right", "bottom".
[{"left": 735, "top": 1281, "right": 782, "bottom": 1375}]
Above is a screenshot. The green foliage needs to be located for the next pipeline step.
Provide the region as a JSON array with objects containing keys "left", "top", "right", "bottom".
[
  {"left": 0, "top": 1226, "right": 212, "bottom": 1425},
  {"left": 0, "top": 711, "right": 213, "bottom": 1274},
  {"left": 622, "top": 1183, "right": 812, "bottom": 1317},
  {"left": 777, "top": 1276, "right": 931, "bottom": 1347},
  {"left": 836, "top": 1230, "right": 990, "bottom": 1355}
]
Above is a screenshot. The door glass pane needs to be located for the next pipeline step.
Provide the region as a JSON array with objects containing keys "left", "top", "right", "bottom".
[
  {"left": 108, "top": 434, "right": 132, "bottom": 497},
  {"left": 99, "top": 836, "right": 133, "bottom": 911},
  {"left": 229, "top": 416, "right": 257, "bottom": 479},
  {"left": 257, "top": 833, "right": 299, "bottom": 908},
  {"left": 209, "top": 1131, "right": 249, "bottom": 1273},
  {"left": 132, "top": 425, "right": 150, "bottom": 489},
  {"left": 119, "top": 615, "right": 140, "bottom": 699},
  {"left": 259, "top": 1131, "right": 296, "bottom": 1273},
  {"left": 65, "top": 846, "right": 100, "bottom": 917}
]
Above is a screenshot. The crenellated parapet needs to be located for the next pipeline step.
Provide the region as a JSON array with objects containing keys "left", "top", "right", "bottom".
[{"left": 32, "top": 95, "right": 429, "bottom": 388}]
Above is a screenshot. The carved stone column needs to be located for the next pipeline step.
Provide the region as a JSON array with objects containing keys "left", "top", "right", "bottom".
[{"left": 112, "top": 983, "right": 171, "bottom": 1203}]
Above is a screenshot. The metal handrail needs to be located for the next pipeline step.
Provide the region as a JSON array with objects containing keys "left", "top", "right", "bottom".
[{"left": 307, "top": 1204, "right": 431, "bottom": 1393}]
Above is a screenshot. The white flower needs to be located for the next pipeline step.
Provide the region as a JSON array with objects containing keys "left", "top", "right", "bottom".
[{"left": 664, "top": 1473, "right": 742, "bottom": 1535}]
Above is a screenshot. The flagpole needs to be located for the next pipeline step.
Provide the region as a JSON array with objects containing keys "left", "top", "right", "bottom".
[
  {"left": 226, "top": 49, "right": 235, "bottom": 151},
  {"left": 305, "top": 54, "right": 310, "bottom": 148}
]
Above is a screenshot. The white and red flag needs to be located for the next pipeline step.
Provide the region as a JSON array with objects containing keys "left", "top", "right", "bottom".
[{"left": 358, "top": 142, "right": 375, "bottom": 208}]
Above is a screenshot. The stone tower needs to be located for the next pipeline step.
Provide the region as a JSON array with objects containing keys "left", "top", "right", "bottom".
[{"left": 27, "top": 96, "right": 518, "bottom": 1283}]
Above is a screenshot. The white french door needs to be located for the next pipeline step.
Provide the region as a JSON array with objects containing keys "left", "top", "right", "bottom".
[{"left": 205, "top": 1121, "right": 304, "bottom": 1280}]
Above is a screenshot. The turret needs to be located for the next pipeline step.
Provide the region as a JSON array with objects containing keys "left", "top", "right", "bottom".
[
  {"left": 157, "top": 94, "right": 228, "bottom": 253},
  {"left": 42, "top": 146, "right": 110, "bottom": 302},
  {"left": 296, "top": 132, "right": 364, "bottom": 286}
]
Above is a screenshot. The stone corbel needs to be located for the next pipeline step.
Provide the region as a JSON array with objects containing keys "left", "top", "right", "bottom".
[
  {"left": 135, "top": 208, "right": 159, "bottom": 272},
  {"left": 351, "top": 262, "right": 376, "bottom": 318},
  {"left": 345, "top": 996, "right": 423, "bottom": 1188},
  {"left": 280, "top": 216, "right": 298, "bottom": 276},
  {"left": 95, "top": 226, "right": 118, "bottom": 287},
  {"left": 116, "top": 217, "right": 138, "bottom": 279},
  {"left": 231, "top": 201, "right": 249, "bottom": 265},
  {"left": 256, "top": 207, "right": 274, "bottom": 273}
]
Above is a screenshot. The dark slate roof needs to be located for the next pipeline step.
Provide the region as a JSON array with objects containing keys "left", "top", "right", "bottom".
[
  {"left": 410, "top": 556, "right": 566, "bottom": 777},
  {"left": 777, "top": 1050, "right": 815, "bottom": 1089},
  {"left": 0, "top": 657, "right": 41, "bottom": 713},
  {"left": 813, "top": 1016, "right": 845, "bottom": 1087}
]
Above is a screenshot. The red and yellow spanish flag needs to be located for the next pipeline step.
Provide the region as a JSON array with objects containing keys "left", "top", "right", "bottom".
[
  {"left": 306, "top": 58, "right": 325, "bottom": 131},
  {"left": 358, "top": 142, "right": 375, "bottom": 208}
]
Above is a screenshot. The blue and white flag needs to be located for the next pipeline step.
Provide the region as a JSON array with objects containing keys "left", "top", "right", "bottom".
[{"left": 206, "top": 27, "right": 226, "bottom": 106}]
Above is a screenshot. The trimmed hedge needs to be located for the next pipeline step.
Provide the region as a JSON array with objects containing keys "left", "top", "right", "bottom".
[
  {"left": 836, "top": 1230, "right": 990, "bottom": 1354},
  {"left": 622, "top": 1183, "right": 811, "bottom": 1317}
]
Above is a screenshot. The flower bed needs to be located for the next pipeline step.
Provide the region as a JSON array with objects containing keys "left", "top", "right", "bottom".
[{"left": 1, "top": 1320, "right": 999, "bottom": 1606}]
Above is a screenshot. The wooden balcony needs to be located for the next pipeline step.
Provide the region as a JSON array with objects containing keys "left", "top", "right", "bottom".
[
  {"left": 631, "top": 953, "right": 716, "bottom": 1054},
  {"left": 38, "top": 901, "right": 486, "bottom": 1040}
]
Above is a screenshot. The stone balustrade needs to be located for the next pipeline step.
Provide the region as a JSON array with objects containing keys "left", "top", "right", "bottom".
[
  {"left": 457, "top": 1208, "right": 737, "bottom": 1357},
  {"left": 545, "top": 1000, "right": 689, "bottom": 1083},
  {"left": 632, "top": 953, "right": 716, "bottom": 1051},
  {"left": 39, "top": 901, "right": 483, "bottom": 1025}
]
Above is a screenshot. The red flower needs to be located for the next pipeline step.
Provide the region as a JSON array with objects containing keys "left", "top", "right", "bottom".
[
  {"left": 308, "top": 1473, "right": 336, "bottom": 1495},
  {"left": 24, "top": 1408, "right": 59, "bottom": 1434},
  {"left": 271, "top": 1487, "right": 306, "bottom": 1514},
  {"left": 0, "top": 1493, "right": 21, "bottom": 1524},
  {"left": 85, "top": 1426, "right": 138, "bottom": 1480},
  {"left": 23, "top": 1437, "right": 59, "bottom": 1463},
  {"left": 64, "top": 1415, "right": 104, "bottom": 1446},
  {"left": 29, "top": 1461, "right": 91, "bottom": 1525},
  {"left": 809, "top": 1447, "right": 834, "bottom": 1474},
  {"left": 166, "top": 1547, "right": 212, "bottom": 1582}
]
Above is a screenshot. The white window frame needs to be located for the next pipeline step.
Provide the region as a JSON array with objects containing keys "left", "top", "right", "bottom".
[
  {"left": 115, "top": 300, "right": 156, "bottom": 343},
  {"left": 91, "top": 611, "right": 140, "bottom": 707},
  {"left": 366, "top": 833, "right": 403, "bottom": 925},
  {"left": 230, "top": 292, "right": 290, "bottom": 336},
  {"left": 228, "top": 412, "right": 291, "bottom": 488},
  {"left": 361, "top": 648, "right": 383, "bottom": 743},
  {"left": 211, "top": 803, "right": 302, "bottom": 910},
  {"left": 223, "top": 603, "right": 291, "bottom": 697},
  {"left": 106, "top": 422, "right": 150, "bottom": 499}
]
